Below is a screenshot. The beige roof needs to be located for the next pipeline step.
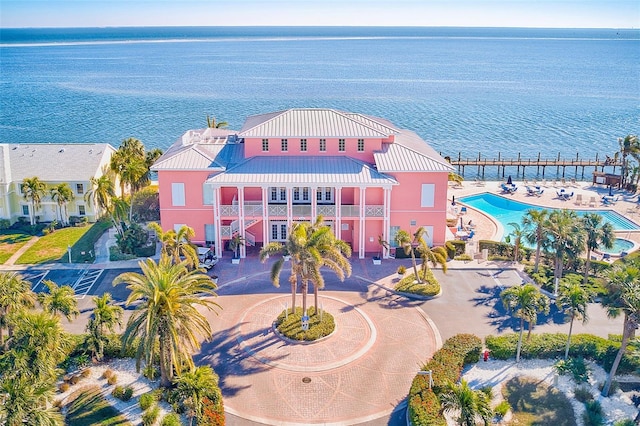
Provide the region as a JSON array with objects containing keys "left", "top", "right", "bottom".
[
  {"left": 374, "top": 131, "right": 454, "bottom": 173},
  {"left": 239, "top": 108, "right": 398, "bottom": 138},
  {"left": 152, "top": 130, "right": 244, "bottom": 171},
  {"left": 1, "top": 143, "right": 116, "bottom": 182},
  {"left": 206, "top": 156, "right": 398, "bottom": 187}
]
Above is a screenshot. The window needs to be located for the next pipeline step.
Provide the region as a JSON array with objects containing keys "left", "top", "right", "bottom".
[
  {"left": 300, "top": 139, "right": 307, "bottom": 152},
  {"left": 171, "top": 183, "right": 186, "bottom": 206},
  {"left": 281, "top": 139, "right": 288, "bottom": 152},
  {"left": 269, "top": 187, "right": 286, "bottom": 203},
  {"left": 202, "top": 183, "right": 214, "bottom": 205},
  {"left": 262, "top": 139, "right": 269, "bottom": 152},
  {"left": 325, "top": 188, "right": 332, "bottom": 200},
  {"left": 78, "top": 205, "right": 86, "bottom": 216},
  {"left": 357, "top": 139, "right": 364, "bottom": 152},
  {"left": 22, "top": 205, "right": 29, "bottom": 216},
  {"left": 302, "top": 187, "right": 309, "bottom": 201},
  {"left": 293, "top": 187, "right": 300, "bottom": 201},
  {"left": 205, "top": 224, "right": 215, "bottom": 245},
  {"left": 389, "top": 226, "right": 400, "bottom": 247},
  {"left": 420, "top": 184, "right": 435, "bottom": 208},
  {"left": 338, "top": 139, "right": 345, "bottom": 152},
  {"left": 316, "top": 187, "right": 333, "bottom": 203},
  {"left": 280, "top": 188, "right": 286, "bottom": 200},
  {"left": 270, "top": 222, "right": 288, "bottom": 241},
  {"left": 319, "top": 139, "right": 326, "bottom": 152},
  {"left": 76, "top": 183, "right": 84, "bottom": 195},
  {"left": 281, "top": 224, "right": 287, "bottom": 240},
  {"left": 271, "top": 187, "right": 277, "bottom": 201},
  {"left": 271, "top": 224, "right": 279, "bottom": 240}
]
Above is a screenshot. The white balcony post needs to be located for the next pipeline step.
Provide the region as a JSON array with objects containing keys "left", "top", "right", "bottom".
[
  {"left": 213, "top": 186, "right": 222, "bottom": 258},
  {"left": 359, "top": 187, "right": 366, "bottom": 259},
  {"left": 262, "top": 186, "right": 269, "bottom": 247},
  {"left": 311, "top": 187, "right": 317, "bottom": 222},
  {"left": 238, "top": 187, "right": 246, "bottom": 258},
  {"left": 335, "top": 187, "right": 342, "bottom": 240},
  {"left": 383, "top": 187, "right": 391, "bottom": 259},
  {"left": 287, "top": 187, "right": 293, "bottom": 227}
]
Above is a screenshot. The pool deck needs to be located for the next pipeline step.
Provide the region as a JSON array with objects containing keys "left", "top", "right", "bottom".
[{"left": 448, "top": 179, "right": 640, "bottom": 251}]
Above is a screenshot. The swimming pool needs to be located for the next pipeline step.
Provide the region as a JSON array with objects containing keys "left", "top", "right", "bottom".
[
  {"left": 598, "top": 238, "right": 635, "bottom": 255},
  {"left": 459, "top": 193, "right": 640, "bottom": 237}
]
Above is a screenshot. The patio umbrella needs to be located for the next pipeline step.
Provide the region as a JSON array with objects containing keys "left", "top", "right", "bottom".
[
  {"left": 459, "top": 216, "right": 463, "bottom": 229},
  {"left": 507, "top": 175, "right": 513, "bottom": 185},
  {"left": 609, "top": 185, "right": 613, "bottom": 196},
  {"left": 451, "top": 195, "right": 456, "bottom": 206}
]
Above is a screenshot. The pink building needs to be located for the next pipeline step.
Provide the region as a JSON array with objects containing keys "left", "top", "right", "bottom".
[{"left": 152, "top": 109, "right": 453, "bottom": 259}]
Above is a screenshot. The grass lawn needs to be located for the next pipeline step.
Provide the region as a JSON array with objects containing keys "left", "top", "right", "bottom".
[
  {"left": 0, "top": 230, "right": 32, "bottom": 264},
  {"left": 65, "top": 385, "right": 132, "bottom": 426},
  {"left": 16, "top": 226, "right": 91, "bottom": 264},
  {"left": 502, "top": 376, "right": 577, "bottom": 426}
]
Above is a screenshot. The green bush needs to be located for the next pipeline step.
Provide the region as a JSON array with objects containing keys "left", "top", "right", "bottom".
[
  {"left": 613, "top": 420, "right": 635, "bottom": 426},
  {"left": 408, "top": 334, "right": 482, "bottom": 425},
  {"left": 485, "top": 333, "right": 640, "bottom": 374},
  {"left": 573, "top": 385, "right": 594, "bottom": 403},
  {"left": 58, "top": 382, "right": 70, "bottom": 393},
  {"left": 142, "top": 404, "right": 160, "bottom": 426},
  {"left": 122, "top": 386, "right": 134, "bottom": 401},
  {"left": 132, "top": 187, "right": 160, "bottom": 222},
  {"left": 394, "top": 268, "right": 440, "bottom": 297},
  {"left": 554, "top": 357, "right": 589, "bottom": 384},
  {"left": 582, "top": 400, "right": 604, "bottom": 426},
  {"left": 139, "top": 392, "right": 157, "bottom": 411},
  {"left": 107, "top": 374, "right": 118, "bottom": 385},
  {"left": 109, "top": 245, "right": 137, "bottom": 261},
  {"left": 448, "top": 240, "right": 466, "bottom": 258},
  {"left": 135, "top": 243, "right": 156, "bottom": 257},
  {"left": 454, "top": 254, "right": 472, "bottom": 261},
  {"left": 112, "top": 385, "right": 124, "bottom": 399},
  {"left": 397, "top": 265, "right": 407, "bottom": 274},
  {"left": 493, "top": 400, "right": 510, "bottom": 418},
  {"left": 116, "top": 223, "right": 148, "bottom": 255},
  {"left": 275, "top": 306, "right": 335, "bottom": 341},
  {"left": 0, "top": 219, "right": 10, "bottom": 230},
  {"left": 161, "top": 413, "right": 183, "bottom": 426}
]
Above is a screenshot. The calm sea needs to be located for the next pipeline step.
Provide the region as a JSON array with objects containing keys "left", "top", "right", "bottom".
[{"left": 1, "top": 26, "right": 638, "bottom": 166}]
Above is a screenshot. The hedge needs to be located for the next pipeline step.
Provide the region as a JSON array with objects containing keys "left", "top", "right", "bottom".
[
  {"left": 485, "top": 333, "right": 640, "bottom": 374},
  {"left": 408, "top": 334, "right": 482, "bottom": 425},
  {"left": 395, "top": 268, "right": 440, "bottom": 297},
  {"left": 68, "top": 218, "right": 111, "bottom": 263}
]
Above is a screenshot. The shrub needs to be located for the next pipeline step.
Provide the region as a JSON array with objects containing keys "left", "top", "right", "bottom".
[
  {"left": 139, "top": 392, "right": 157, "bottom": 411},
  {"left": 275, "top": 306, "right": 335, "bottom": 341},
  {"left": 454, "top": 254, "right": 472, "bottom": 261},
  {"left": 142, "top": 404, "right": 160, "bottom": 426},
  {"left": 132, "top": 187, "right": 160, "bottom": 222},
  {"left": 116, "top": 223, "right": 148, "bottom": 255},
  {"left": 69, "top": 375, "right": 81, "bottom": 385},
  {"left": 161, "top": 413, "right": 183, "bottom": 426},
  {"left": 448, "top": 240, "right": 466, "bottom": 258},
  {"left": 107, "top": 374, "right": 118, "bottom": 385},
  {"left": 112, "top": 385, "right": 125, "bottom": 399},
  {"left": 493, "top": 400, "right": 510, "bottom": 418},
  {"left": 397, "top": 265, "right": 406, "bottom": 275},
  {"left": 201, "top": 395, "right": 226, "bottom": 426},
  {"left": 394, "top": 268, "right": 440, "bottom": 297},
  {"left": 0, "top": 219, "right": 10, "bottom": 230},
  {"left": 80, "top": 368, "right": 92, "bottom": 378},
  {"left": 613, "top": 420, "right": 635, "bottom": 426},
  {"left": 101, "top": 368, "right": 114, "bottom": 380},
  {"left": 574, "top": 385, "right": 594, "bottom": 403},
  {"left": 58, "top": 382, "right": 70, "bottom": 393},
  {"left": 109, "top": 245, "right": 137, "bottom": 261},
  {"left": 554, "top": 357, "right": 589, "bottom": 384},
  {"left": 408, "top": 334, "right": 482, "bottom": 425},
  {"left": 582, "top": 400, "right": 604, "bottom": 426},
  {"left": 122, "top": 386, "right": 134, "bottom": 401},
  {"left": 143, "top": 364, "right": 159, "bottom": 380}
]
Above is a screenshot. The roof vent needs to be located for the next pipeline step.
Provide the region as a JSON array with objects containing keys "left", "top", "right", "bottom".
[
  {"left": 89, "top": 149, "right": 93, "bottom": 154},
  {"left": 59, "top": 148, "right": 65, "bottom": 153},
  {"left": 11, "top": 146, "right": 17, "bottom": 150}
]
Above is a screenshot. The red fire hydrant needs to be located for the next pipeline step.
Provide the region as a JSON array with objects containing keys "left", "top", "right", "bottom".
[{"left": 483, "top": 349, "right": 489, "bottom": 362}]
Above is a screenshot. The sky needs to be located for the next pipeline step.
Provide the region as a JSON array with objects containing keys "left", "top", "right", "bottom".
[{"left": 1, "top": 0, "right": 639, "bottom": 29}]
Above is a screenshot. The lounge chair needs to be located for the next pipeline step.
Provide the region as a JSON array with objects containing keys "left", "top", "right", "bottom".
[
  {"left": 500, "top": 183, "right": 517, "bottom": 194},
  {"left": 588, "top": 196, "right": 597, "bottom": 207},
  {"left": 574, "top": 194, "right": 583, "bottom": 205},
  {"left": 602, "top": 195, "right": 619, "bottom": 206}
]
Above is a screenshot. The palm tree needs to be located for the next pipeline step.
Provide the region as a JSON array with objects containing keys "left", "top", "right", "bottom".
[
  {"left": 85, "top": 173, "right": 116, "bottom": 218},
  {"left": 174, "top": 365, "right": 222, "bottom": 424},
  {"left": 110, "top": 137, "right": 146, "bottom": 197},
  {"left": 395, "top": 229, "right": 420, "bottom": 282},
  {"left": 86, "top": 293, "right": 123, "bottom": 361},
  {"left": 556, "top": 276, "right": 593, "bottom": 359},
  {"left": 618, "top": 134, "right": 639, "bottom": 187},
  {"left": 500, "top": 283, "right": 550, "bottom": 362},
  {"left": 50, "top": 183, "right": 74, "bottom": 226},
  {"left": 600, "top": 262, "right": 640, "bottom": 396},
  {"left": 582, "top": 213, "right": 614, "bottom": 285},
  {"left": 0, "top": 272, "right": 36, "bottom": 345},
  {"left": 507, "top": 222, "right": 524, "bottom": 263},
  {"left": 206, "top": 115, "right": 228, "bottom": 128},
  {"left": 113, "top": 255, "right": 221, "bottom": 387},
  {"left": 439, "top": 380, "right": 492, "bottom": 426},
  {"left": 149, "top": 223, "right": 199, "bottom": 269},
  {"left": 522, "top": 209, "right": 549, "bottom": 273},
  {"left": 21, "top": 176, "right": 46, "bottom": 225},
  {"left": 545, "top": 209, "right": 585, "bottom": 295},
  {"left": 229, "top": 233, "right": 245, "bottom": 259},
  {"left": 38, "top": 280, "right": 79, "bottom": 322},
  {"left": 0, "top": 374, "right": 63, "bottom": 426}
]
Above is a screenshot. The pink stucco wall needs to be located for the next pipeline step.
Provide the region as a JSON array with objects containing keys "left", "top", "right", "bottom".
[{"left": 243, "top": 137, "right": 385, "bottom": 163}]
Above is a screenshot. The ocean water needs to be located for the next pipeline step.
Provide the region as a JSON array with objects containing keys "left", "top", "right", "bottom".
[{"left": 1, "top": 27, "right": 638, "bottom": 165}]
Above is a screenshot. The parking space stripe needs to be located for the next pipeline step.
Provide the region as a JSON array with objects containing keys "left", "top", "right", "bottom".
[
  {"left": 29, "top": 271, "right": 50, "bottom": 293},
  {"left": 72, "top": 269, "right": 103, "bottom": 299}
]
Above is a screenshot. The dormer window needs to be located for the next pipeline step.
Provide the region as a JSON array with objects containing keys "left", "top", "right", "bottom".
[
  {"left": 300, "top": 139, "right": 307, "bottom": 152},
  {"left": 338, "top": 139, "right": 345, "bottom": 152},
  {"left": 262, "top": 139, "right": 269, "bottom": 152},
  {"left": 281, "top": 139, "right": 288, "bottom": 152},
  {"left": 357, "top": 139, "right": 364, "bottom": 152},
  {"left": 319, "top": 139, "right": 326, "bottom": 152}
]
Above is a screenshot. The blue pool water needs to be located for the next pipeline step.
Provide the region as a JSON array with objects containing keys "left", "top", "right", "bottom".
[
  {"left": 599, "top": 238, "right": 635, "bottom": 255},
  {"left": 459, "top": 193, "right": 640, "bottom": 234}
]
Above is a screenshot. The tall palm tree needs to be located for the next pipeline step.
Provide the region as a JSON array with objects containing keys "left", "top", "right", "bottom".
[
  {"left": 545, "top": 209, "right": 585, "bottom": 295},
  {"left": 38, "top": 280, "right": 79, "bottom": 322},
  {"left": 85, "top": 173, "right": 116, "bottom": 218},
  {"left": 206, "top": 115, "right": 228, "bottom": 128},
  {"left": 618, "top": 134, "right": 639, "bottom": 187},
  {"left": 110, "top": 137, "right": 146, "bottom": 197},
  {"left": 500, "top": 283, "right": 550, "bottom": 362},
  {"left": 507, "top": 222, "right": 524, "bottom": 263},
  {"left": 0, "top": 272, "right": 36, "bottom": 345},
  {"left": 395, "top": 229, "right": 420, "bottom": 282},
  {"left": 0, "top": 374, "right": 63, "bottom": 426},
  {"left": 50, "top": 183, "right": 74, "bottom": 226},
  {"left": 149, "top": 223, "right": 199, "bottom": 269},
  {"left": 556, "top": 276, "right": 593, "bottom": 359},
  {"left": 439, "top": 380, "right": 492, "bottom": 426},
  {"left": 522, "top": 209, "right": 549, "bottom": 273},
  {"left": 86, "top": 293, "right": 123, "bottom": 361},
  {"left": 600, "top": 262, "right": 640, "bottom": 396},
  {"left": 113, "top": 255, "right": 221, "bottom": 387},
  {"left": 21, "top": 176, "right": 46, "bottom": 225},
  {"left": 582, "top": 213, "right": 614, "bottom": 285},
  {"left": 174, "top": 365, "right": 222, "bottom": 424}
]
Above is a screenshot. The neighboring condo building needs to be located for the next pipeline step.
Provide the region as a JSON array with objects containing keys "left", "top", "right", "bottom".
[
  {"left": 152, "top": 109, "right": 453, "bottom": 259},
  {"left": 0, "top": 143, "right": 117, "bottom": 224}
]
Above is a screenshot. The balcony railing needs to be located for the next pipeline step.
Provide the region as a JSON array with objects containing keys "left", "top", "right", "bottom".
[{"left": 219, "top": 203, "right": 384, "bottom": 218}]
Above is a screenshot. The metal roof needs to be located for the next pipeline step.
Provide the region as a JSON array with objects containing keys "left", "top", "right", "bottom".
[
  {"left": 374, "top": 131, "right": 454, "bottom": 173},
  {"left": 239, "top": 109, "right": 398, "bottom": 138},
  {"left": 152, "top": 134, "right": 244, "bottom": 171},
  {"left": 206, "top": 156, "right": 398, "bottom": 187},
  {"left": 1, "top": 143, "right": 116, "bottom": 182}
]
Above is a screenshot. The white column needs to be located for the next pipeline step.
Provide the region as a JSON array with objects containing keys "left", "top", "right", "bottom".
[
  {"left": 286, "top": 187, "right": 293, "bottom": 227},
  {"left": 359, "top": 187, "right": 366, "bottom": 259},
  {"left": 383, "top": 187, "right": 391, "bottom": 259},
  {"left": 238, "top": 187, "right": 246, "bottom": 258},
  {"left": 311, "top": 187, "right": 317, "bottom": 222},
  {"left": 262, "top": 187, "right": 269, "bottom": 247},
  {"left": 335, "top": 187, "right": 342, "bottom": 240},
  {"left": 213, "top": 186, "right": 222, "bottom": 258}
]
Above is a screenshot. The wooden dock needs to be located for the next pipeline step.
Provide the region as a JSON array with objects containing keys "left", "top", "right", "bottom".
[{"left": 445, "top": 152, "right": 622, "bottom": 179}]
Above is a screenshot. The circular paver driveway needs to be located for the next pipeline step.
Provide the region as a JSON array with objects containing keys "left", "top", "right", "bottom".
[{"left": 197, "top": 276, "right": 438, "bottom": 426}]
